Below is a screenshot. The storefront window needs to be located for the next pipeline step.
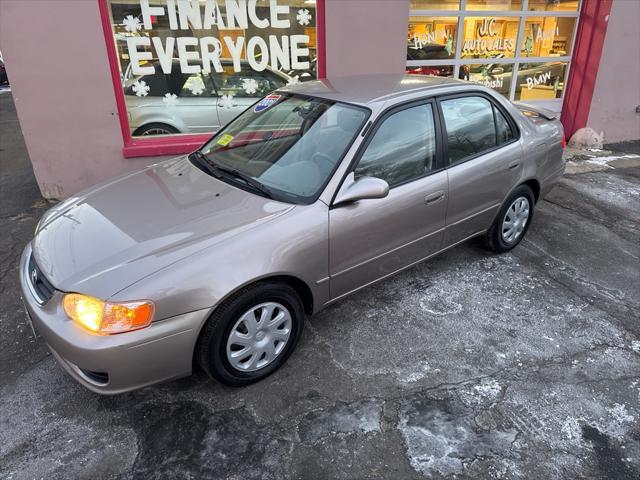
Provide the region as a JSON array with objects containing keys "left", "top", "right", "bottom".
[
  {"left": 410, "top": 0, "right": 460, "bottom": 10},
  {"left": 408, "top": 17, "right": 458, "bottom": 60},
  {"left": 521, "top": 16, "right": 576, "bottom": 57},
  {"left": 515, "top": 61, "right": 567, "bottom": 100},
  {"left": 406, "top": 0, "right": 580, "bottom": 104},
  {"left": 107, "top": 0, "right": 317, "bottom": 137},
  {"left": 459, "top": 63, "right": 513, "bottom": 96},
  {"left": 528, "top": 0, "right": 579, "bottom": 12},
  {"left": 461, "top": 16, "right": 519, "bottom": 59},
  {"left": 465, "top": 0, "right": 522, "bottom": 11}
]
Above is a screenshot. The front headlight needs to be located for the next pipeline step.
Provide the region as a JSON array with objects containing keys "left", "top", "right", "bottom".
[{"left": 63, "top": 293, "right": 155, "bottom": 335}]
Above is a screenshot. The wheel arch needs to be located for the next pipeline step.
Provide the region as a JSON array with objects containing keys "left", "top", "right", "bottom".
[
  {"left": 520, "top": 178, "right": 541, "bottom": 203},
  {"left": 191, "top": 273, "right": 315, "bottom": 369}
]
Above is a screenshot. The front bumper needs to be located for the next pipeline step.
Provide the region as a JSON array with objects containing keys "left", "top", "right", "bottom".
[{"left": 19, "top": 243, "right": 210, "bottom": 394}]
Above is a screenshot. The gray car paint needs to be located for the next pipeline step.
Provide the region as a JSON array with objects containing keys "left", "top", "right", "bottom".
[{"left": 21, "top": 74, "right": 565, "bottom": 393}]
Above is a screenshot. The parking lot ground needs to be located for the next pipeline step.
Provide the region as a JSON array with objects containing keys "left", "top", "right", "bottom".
[{"left": 1, "top": 92, "right": 639, "bottom": 479}]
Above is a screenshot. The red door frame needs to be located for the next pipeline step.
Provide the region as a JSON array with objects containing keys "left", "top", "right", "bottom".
[
  {"left": 98, "top": 0, "right": 326, "bottom": 158},
  {"left": 560, "top": 0, "right": 612, "bottom": 139}
]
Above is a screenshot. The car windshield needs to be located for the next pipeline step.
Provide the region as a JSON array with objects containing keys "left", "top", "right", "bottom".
[{"left": 199, "top": 94, "right": 368, "bottom": 203}]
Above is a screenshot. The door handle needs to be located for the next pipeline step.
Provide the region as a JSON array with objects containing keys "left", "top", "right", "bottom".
[
  {"left": 508, "top": 161, "right": 520, "bottom": 169},
  {"left": 425, "top": 191, "right": 445, "bottom": 205}
]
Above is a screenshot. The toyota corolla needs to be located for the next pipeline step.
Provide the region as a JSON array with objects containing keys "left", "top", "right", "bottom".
[{"left": 20, "top": 74, "right": 564, "bottom": 394}]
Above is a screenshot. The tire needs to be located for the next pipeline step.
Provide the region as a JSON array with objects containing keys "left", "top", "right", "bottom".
[
  {"left": 133, "top": 123, "right": 179, "bottom": 136},
  {"left": 484, "top": 185, "right": 535, "bottom": 253},
  {"left": 196, "top": 281, "right": 305, "bottom": 387}
]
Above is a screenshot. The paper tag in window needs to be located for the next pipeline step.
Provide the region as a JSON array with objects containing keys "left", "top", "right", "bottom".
[
  {"left": 254, "top": 94, "right": 282, "bottom": 113},
  {"left": 216, "top": 134, "right": 234, "bottom": 146}
]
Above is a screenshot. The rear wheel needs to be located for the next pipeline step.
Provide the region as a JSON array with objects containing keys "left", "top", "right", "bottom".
[
  {"left": 133, "top": 123, "right": 179, "bottom": 136},
  {"left": 196, "top": 282, "right": 305, "bottom": 387},
  {"left": 484, "top": 185, "right": 535, "bottom": 253}
]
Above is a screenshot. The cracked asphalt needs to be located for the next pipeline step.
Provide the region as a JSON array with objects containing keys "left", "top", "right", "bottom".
[{"left": 1, "top": 92, "right": 639, "bottom": 479}]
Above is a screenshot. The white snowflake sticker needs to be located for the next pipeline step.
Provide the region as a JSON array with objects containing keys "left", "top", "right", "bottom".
[
  {"left": 287, "top": 76, "right": 300, "bottom": 86},
  {"left": 162, "top": 93, "right": 179, "bottom": 107},
  {"left": 242, "top": 78, "right": 259, "bottom": 95},
  {"left": 219, "top": 94, "right": 235, "bottom": 110},
  {"left": 131, "top": 80, "right": 150, "bottom": 97},
  {"left": 122, "top": 15, "right": 142, "bottom": 33},
  {"left": 188, "top": 79, "right": 205, "bottom": 96},
  {"left": 296, "top": 9, "right": 312, "bottom": 26}
]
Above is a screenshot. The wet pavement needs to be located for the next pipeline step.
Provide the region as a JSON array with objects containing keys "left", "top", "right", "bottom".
[{"left": 1, "top": 93, "right": 639, "bottom": 479}]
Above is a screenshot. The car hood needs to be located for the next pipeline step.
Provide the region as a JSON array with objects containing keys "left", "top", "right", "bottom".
[{"left": 32, "top": 156, "right": 294, "bottom": 299}]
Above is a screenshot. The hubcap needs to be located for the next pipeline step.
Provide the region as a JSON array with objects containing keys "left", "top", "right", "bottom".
[
  {"left": 141, "top": 127, "right": 172, "bottom": 136},
  {"left": 502, "top": 196, "right": 530, "bottom": 243},
  {"left": 226, "top": 302, "right": 292, "bottom": 372}
]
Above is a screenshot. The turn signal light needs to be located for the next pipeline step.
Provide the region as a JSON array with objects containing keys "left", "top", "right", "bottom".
[{"left": 63, "top": 293, "right": 155, "bottom": 335}]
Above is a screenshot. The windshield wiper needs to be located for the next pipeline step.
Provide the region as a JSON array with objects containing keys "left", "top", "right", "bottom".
[
  {"left": 189, "top": 151, "right": 273, "bottom": 199},
  {"left": 213, "top": 163, "right": 273, "bottom": 199}
]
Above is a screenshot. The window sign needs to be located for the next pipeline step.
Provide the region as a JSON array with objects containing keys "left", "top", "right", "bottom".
[
  {"left": 107, "top": 0, "right": 318, "bottom": 137},
  {"left": 515, "top": 61, "right": 568, "bottom": 101},
  {"left": 407, "top": 1, "right": 580, "bottom": 104},
  {"left": 461, "top": 17, "right": 519, "bottom": 59}
]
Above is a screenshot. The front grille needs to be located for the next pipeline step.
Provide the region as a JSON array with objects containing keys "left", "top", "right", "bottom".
[{"left": 28, "top": 254, "right": 55, "bottom": 304}]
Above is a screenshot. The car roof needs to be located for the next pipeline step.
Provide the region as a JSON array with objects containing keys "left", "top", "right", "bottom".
[{"left": 277, "top": 74, "right": 467, "bottom": 106}]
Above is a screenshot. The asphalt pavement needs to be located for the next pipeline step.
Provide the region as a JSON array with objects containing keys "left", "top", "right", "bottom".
[{"left": 1, "top": 92, "right": 639, "bottom": 479}]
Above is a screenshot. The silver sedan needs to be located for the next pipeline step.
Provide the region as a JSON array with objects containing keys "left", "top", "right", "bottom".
[{"left": 21, "top": 74, "right": 564, "bottom": 393}]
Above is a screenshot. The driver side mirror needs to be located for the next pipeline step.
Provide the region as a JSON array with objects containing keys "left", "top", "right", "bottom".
[{"left": 333, "top": 172, "right": 389, "bottom": 206}]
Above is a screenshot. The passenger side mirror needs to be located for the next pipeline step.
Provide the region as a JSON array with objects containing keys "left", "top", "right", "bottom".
[{"left": 333, "top": 172, "right": 389, "bottom": 206}]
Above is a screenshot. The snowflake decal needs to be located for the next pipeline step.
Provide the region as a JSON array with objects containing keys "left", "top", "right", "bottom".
[
  {"left": 122, "top": 15, "right": 142, "bottom": 33},
  {"left": 188, "top": 79, "right": 205, "bottom": 96},
  {"left": 286, "top": 76, "right": 300, "bottom": 86},
  {"left": 296, "top": 9, "right": 312, "bottom": 26},
  {"left": 162, "top": 93, "right": 179, "bottom": 107},
  {"left": 219, "top": 94, "right": 235, "bottom": 110},
  {"left": 131, "top": 80, "right": 150, "bottom": 97},
  {"left": 242, "top": 78, "right": 259, "bottom": 95}
]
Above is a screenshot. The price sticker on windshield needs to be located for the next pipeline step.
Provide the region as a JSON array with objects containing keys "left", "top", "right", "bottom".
[
  {"left": 254, "top": 94, "right": 282, "bottom": 113},
  {"left": 216, "top": 134, "right": 234, "bottom": 146}
]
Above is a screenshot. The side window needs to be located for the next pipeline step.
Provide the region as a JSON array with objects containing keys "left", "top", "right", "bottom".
[
  {"left": 180, "top": 73, "right": 216, "bottom": 97},
  {"left": 214, "top": 65, "right": 285, "bottom": 98},
  {"left": 494, "top": 106, "right": 515, "bottom": 144},
  {"left": 355, "top": 104, "right": 437, "bottom": 187},
  {"left": 440, "top": 96, "right": 497, "bottom": 164}
]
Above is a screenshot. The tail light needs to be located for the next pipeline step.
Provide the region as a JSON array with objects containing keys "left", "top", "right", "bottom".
[{"left": 561, "top": 136, "right": 567, "bottom": 149}]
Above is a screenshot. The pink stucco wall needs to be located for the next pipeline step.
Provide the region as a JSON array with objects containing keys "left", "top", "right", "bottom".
[
  {"left": 587, "top": 0, "right": 640, "bottom": 143},
  {"left": 324, "top": 0, "right": 409, "bottom": 77},
  {"left": 0, "top": 0, "right": 158, "bottom": 199}
]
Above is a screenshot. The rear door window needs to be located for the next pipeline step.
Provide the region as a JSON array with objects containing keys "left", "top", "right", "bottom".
[{"left": 440, "top": 96, "right": 497, "bottom": 164}]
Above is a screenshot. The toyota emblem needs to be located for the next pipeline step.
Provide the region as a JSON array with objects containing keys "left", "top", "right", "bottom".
[{"left": 30, "top": 267, "right": 38, "bottom": 284}]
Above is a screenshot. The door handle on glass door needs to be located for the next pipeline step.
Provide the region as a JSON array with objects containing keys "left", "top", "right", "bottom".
[{"left": 425, "top": 191, "right": 445, "bottom": 205}]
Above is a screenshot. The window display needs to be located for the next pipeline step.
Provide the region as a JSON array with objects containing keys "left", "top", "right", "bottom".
[
  {"left": 515, "top": 61, "right": 568, "bottom": 100},
  {"left": 107, "top": 0, "right": 318, "bottom": 137},
  {"left": 407, "top": 0, "right": 580, "bottom": 103}
]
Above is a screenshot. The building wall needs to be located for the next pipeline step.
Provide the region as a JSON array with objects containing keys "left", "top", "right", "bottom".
[
  {"left": 587, "top": 0, "right": 640, "bottom": 143},
  {"left": 325, "top": 0, "right": 409, "bottom": 77},
  {"left": 0, "top": 0, "right": 159, "bottom": 199}
]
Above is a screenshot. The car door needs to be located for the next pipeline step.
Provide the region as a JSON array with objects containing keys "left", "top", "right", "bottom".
[
  {"left": 437, "top": 94, "right": 523, "bottom": 245},
  {"left": 176, "top": 72, "right": 221, "bottom": 133},
  {"left": 329, "top": 101, "right": 448, "bottom": 300}
]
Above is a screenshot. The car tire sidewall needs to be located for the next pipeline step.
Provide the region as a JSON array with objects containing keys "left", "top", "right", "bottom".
[
  {"left": 199, "top": 283, "right": 305, "bottom": 387},
  {"left": 490, "top": 186, "right": 535, "bottom": 253}
]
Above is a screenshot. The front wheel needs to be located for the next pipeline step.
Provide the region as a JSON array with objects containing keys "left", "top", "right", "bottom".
[
  {"left": 196, "top": 282, "right": 305, "bottom": 387},
  {"left": 484, "top": 185, "right": 535, "bottom": 253}
]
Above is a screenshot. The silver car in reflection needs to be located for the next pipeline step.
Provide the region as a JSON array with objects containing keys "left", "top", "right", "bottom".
[
  {"left": 123, "top": 59, "right": 292, "bottom": 136},
  {"left": 20, "top": 74, "right": 564, "bottom": 393}
]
